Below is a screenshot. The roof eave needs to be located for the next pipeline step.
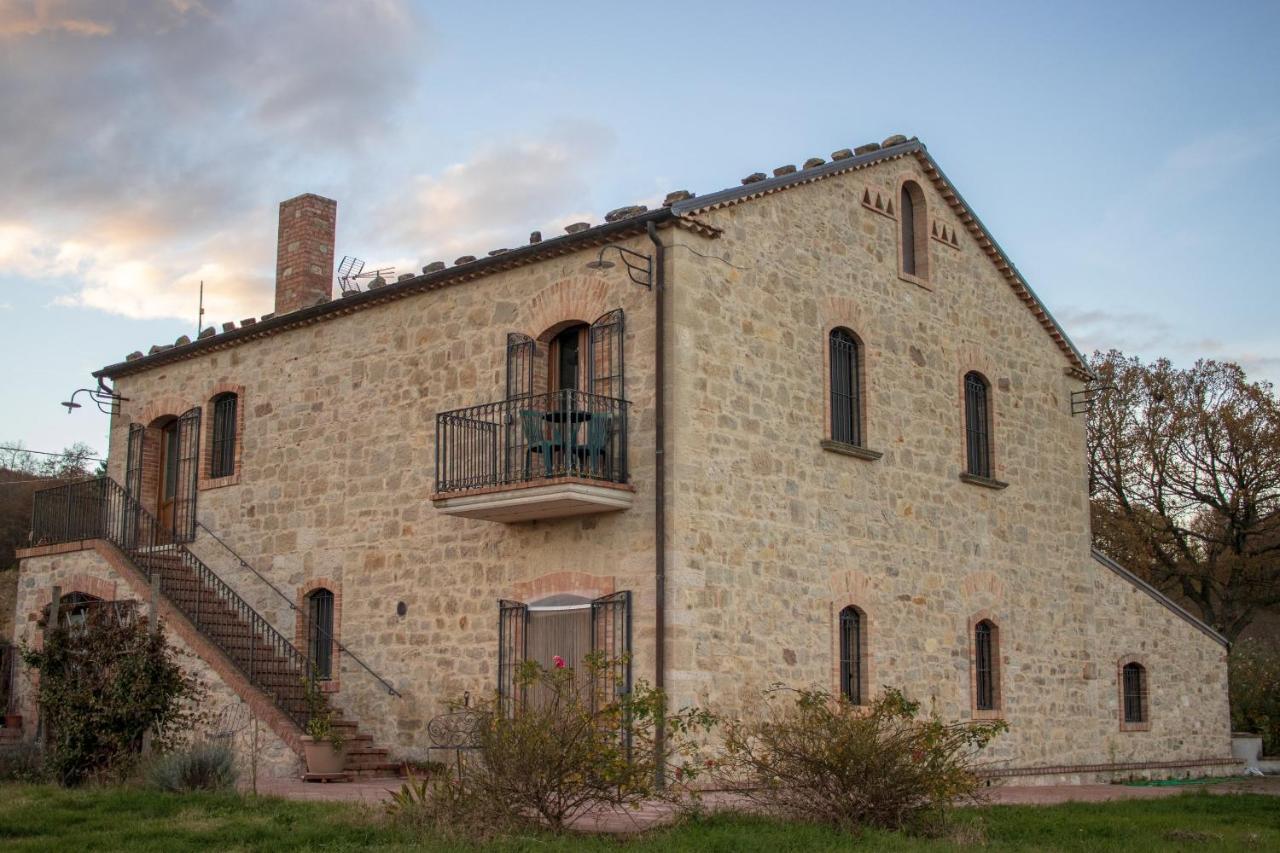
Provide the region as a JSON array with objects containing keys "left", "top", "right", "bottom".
[{"left": 96, "top": 208, "right": 675, "bottom": 380}]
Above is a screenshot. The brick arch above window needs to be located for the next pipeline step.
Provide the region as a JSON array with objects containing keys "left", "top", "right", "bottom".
[
  {"left": 511, "top": 571, "right": 615, "bottom": 604},
  {"left": 520, "top": 276, "right": 614, "bottom": 348},
  {"left": 201, "top": 382, "right": 245, "bottom": 490},
  {"left": 1117, "top": 655, "right": 1151, "bottom": 732},
  {"left": 134, "top": 395, "right": 195, "bottom": 429}
]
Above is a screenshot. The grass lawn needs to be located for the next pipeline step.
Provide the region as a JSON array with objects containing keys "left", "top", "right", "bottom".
[{"left": 0, "top": 784, "right": 1277, "bottom": 851}]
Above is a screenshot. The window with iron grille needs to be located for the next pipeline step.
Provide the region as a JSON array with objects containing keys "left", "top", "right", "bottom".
[
  {"left": 1122, "top": 662, "right": 1147, "bottom": 724},
  {"left": 964, "top": 372, "right": 991, "bottom": 477},
  {"left": 975, "top": 620, "right": 997, "bottom": 711},
  {"left": 839, "top": 606, "right": 863, "bottom": 704},
  {"left": 210, "top": 393, "right": 238, "bottom": 478},
  {"left": 829, "top": 329, "right": 862, "bottom": 446},
  {"left": 307, "top": 588, "right": 335, "bottom": 680}
]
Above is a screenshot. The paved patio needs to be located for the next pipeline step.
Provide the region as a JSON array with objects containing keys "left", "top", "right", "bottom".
[{"left": 255, "top": 774, "right": 1280, "bottom": 833}]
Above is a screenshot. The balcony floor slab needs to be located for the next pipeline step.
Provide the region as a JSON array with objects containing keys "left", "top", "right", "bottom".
[{"left": 431, "top": 479, "right": 634, "bottom": 523}]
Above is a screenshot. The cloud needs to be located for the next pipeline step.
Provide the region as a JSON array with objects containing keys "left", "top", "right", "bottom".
[
  {"left": 369, "top": 120, "right": 619, "bottom": 265},
  {"left": 0, "top": 0, "right": 427, "bottom": 322}
]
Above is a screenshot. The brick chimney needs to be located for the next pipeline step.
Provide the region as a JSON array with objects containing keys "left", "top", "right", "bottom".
[{"left": 274, "top": 193, "right": 336, "bottom": 315}]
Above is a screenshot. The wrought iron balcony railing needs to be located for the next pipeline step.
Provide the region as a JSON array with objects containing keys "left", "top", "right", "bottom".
[{"left": 435, "top": 389, "right": 629, "bottom": 495}]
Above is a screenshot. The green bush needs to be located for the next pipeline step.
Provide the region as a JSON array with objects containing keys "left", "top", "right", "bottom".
[
  {"left": 388, "top": 654, "right": 713, "bottom": 835},
  {"left": 145, "top": 742, "right": 238, "bottom": 792},
  {"left": 1230, "top": 639, "right": 1280, "bottom": 755},
  {"left": 21, "top": 613, "right": 199, "bottom": 786},
  {"left": 0, "top": 743, "right": 46, "bottom": 782},
  {"left": 712, "top": 686, "right": 1006, "bottom": 833}
]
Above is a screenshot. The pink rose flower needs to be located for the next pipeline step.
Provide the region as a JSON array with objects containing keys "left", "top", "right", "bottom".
[{"left": 553, "top": 655, "right": 566, "bottom": 669}]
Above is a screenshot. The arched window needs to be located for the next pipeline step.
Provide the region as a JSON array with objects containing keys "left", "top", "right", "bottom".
[
  {"left": 839, "top": 606, "right": 865, "bottom": 704},
  {"left": 306, "top": 588, "right": 335, "bottom": 680},
  {"left": 210, "top": 392, "right": 238, "bottom": 478},
  {"left": 899, "top": 180, "right": 928, "bottom": 280},
  {"left": 974, "top": 619, "right": 998, "bottom": 711},
  {"left": 964, "top": 372, "right": 991, "bottom": 478},
  {"left": 1122, "top": 662, "right": 1148, "bottom": 725},
  {"left": 829, "top": 329, "right": 862, "bottom": 446}
]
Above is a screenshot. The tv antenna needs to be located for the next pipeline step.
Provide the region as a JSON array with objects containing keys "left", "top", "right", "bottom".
[{"left": 337, "top": 256, "right": 394, "bottom": 294}]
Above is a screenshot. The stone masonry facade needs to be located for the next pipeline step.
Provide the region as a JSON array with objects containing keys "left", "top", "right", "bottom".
[{"left": 14, "top": 138, "right": 1231, "bottom": 783}]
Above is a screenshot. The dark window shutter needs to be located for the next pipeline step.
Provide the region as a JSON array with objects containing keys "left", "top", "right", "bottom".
[
  {"left": 588, "top": 309, "right": 625, "bottom": 400},
  {"left": 505, "top": 333, "right": 536, "bottom": 400},
  {"left": 839, "top": 606, "right": 862, "bottom": 703},
  {"left": 901, "top": 185, "right": 916, "bottom": 275},
  {"left": 210, "top": 394, "right": 237, "bottom": 478},
  {"left": 829, "top": 329, "right": 861, "bottom": 446},
  {"left": 174, "top": 406, "right": 201, "bottom": 542},
  {"left": 307, "top": 589, "right": 335, "bottom": 680},
  {"left": 964, "top": 372, "right": 991, "bottom": 477},
  {"left": 498, "top": 599, "right": 528, "bottom": 713}
]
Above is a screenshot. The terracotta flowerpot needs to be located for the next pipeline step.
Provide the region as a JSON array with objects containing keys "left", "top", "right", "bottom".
[
  {"left": 301, "top": 736, "right": 347, "bottom": 775},
  {"left": 2, "top": 715, "right": 21, "bottom": 729}
]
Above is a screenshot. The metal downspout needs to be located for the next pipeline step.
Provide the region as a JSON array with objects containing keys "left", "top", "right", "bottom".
[{"left": 646, "top": 221, "right": 667, "bottom": 786}]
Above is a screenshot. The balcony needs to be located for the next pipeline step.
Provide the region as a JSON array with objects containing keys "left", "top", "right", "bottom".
[{"left": 432, "top": 389, "right": 632, "bottom": 522}]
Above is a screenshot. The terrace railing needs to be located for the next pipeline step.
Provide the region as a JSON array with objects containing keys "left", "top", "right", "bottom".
[
  {"left": 30, "top": 477, "right": 318, "bottom": 729},
  {"left": 435, "top": 388, "right": 629, "bottom": 495}
]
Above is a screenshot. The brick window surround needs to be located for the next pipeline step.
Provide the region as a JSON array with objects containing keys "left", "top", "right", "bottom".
[
  {"left": 200, "top": 382, "right": 245, "bottom": 490},
  {"left": 819, "top": 314, "right": 882, "bottom": 461},
  {"left": 1117, "top": 655, "right": 1151, "bottom": 732},
  {"left": 296, "top": 578, "right": 341, "bottom": 693},
  {"left": 897, "top": 177, "right": 931, "bottom": 289},
  {"left": 829, "top": 597, "right": 876, "bottom": 703},
  {"left": 968, "top": 611, "right": 1004, "bottom": 720},
  {"left": 954, "top": 351, "right": 1008, "bottom": 489}
]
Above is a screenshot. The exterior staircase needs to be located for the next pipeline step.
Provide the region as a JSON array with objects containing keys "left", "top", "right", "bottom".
[{"left": 31, "top": 477, "right": 401, "bottom": 778}]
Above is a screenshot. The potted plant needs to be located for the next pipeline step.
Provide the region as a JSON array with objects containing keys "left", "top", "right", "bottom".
[{"left": 300, "top": 677, "right": 347, "bottom": 775}]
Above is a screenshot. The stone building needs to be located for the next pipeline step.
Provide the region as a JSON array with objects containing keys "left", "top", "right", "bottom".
[{"left": 14, "top": 135, "right": 1232, "bottom": 783}]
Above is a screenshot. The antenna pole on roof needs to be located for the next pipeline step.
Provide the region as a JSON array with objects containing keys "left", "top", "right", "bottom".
[{"left": 197, "top": 280, "right": 205, "bottom": 338}]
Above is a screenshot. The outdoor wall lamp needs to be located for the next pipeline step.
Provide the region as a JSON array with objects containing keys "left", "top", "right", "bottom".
[
  {"left": 61, "top": 381, "right": 128, "bottom": 415},
  {"left": 584, "top": 244, "right": 652, "bottom": 289}
]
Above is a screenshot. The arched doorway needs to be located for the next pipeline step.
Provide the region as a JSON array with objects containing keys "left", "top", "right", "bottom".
[{"left": 128, "top": 407, "right": 202, "bottom": 542}]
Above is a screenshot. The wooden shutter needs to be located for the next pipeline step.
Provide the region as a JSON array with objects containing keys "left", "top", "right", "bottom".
[
  {"left": 505, "top": 333, "right": 536, "bottom": 400},
  {"left": 497, "top": 599, "right": 528, "bottom": 714},
  {"left": 588, "top": 309, "right": 625, "bottom": 400},
  {"left": 174, "top": 406, "right": 201, "bottom": 542}
]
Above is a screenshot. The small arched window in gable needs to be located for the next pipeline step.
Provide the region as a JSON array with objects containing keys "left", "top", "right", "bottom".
[
  {"left": 964, "top": 372, "right": 992, "bottom": 478},
  {"left": 974, "top": 619, "right": 999, "bottom": 712},
  {"left": 306, "top": 588, "right": 335, "bottom": 680},
  {"left": 210, "top": 392, "right": 238, "bottom": 478},
  {"left": 899, "top": 180, "right": 928, "bottom": 281},
  {"left": 1122, "top": 662, "right": 1148, "bottom": 725},
  {"left": 839, "top": 605, "right": 866, "bottom": 704},
  {"left": 829, "top": 329, "right": 862, "bottom": 447}
]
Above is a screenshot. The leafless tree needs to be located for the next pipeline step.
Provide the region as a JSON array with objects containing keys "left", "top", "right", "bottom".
[{"left": 1088, "top": 351, "right": 1280, "bottom": 641}]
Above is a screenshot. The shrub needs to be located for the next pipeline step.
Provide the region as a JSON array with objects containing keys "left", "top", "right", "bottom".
[
  {"left": 21, "top": 613, "right": 199, "bottom": 786},
  {"left": 145, "top": 742, "right": 238, "bottom": 792},
  {"left": 0, "top": 743, "right": 46, "bottom": 783},
  {"left": 711, "top": 686, "right": 1006, "bottom": 833},
  {"left": 388, "top": 654, "right": 713, "bottom": 835},
  {"left": 1230, "top": 639, "right": 1280, "bottom": 755}
]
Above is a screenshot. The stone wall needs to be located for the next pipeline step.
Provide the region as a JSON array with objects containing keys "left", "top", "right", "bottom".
[
  {"left": 104, "top": 234, "right": 662, "bottom": 759},
  {"left": 662, "top": 153, "right": 1231, "bottom": 778},
  {"left": 11, "top": 545, "right": 299, "bottom": 777}
]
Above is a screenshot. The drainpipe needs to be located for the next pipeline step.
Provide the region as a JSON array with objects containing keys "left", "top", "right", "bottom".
[{"left": 646, "top": 220, "right": 667, "bottom": 787}]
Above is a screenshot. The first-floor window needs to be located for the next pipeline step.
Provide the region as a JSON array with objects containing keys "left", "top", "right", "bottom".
[
  {"left": 839, "top": 606, "right": 864, "bottom": 703},
  {"left": 1122, "top": 662, "right": 1148, "bottom": 724},
  {"left": 975, "top": 619, "right": 998, "bottom": 711},
  {"left": 210, "top": 392, "right": 238, "bottom": 478},
  {"left": 307, "top": 588, "right": 335, "bottom": 680}
]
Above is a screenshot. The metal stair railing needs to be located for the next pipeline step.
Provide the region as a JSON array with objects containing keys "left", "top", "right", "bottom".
[
  {"left": 195, "top": 520, "right": 401, "bottom": 698},
  {"left": 30, "top": 477, "right": 316, "bottom": 729}
]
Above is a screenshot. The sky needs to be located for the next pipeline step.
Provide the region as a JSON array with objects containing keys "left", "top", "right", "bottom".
[{"left": 1, "top": 0, "right": 1277, "bottom": 459}]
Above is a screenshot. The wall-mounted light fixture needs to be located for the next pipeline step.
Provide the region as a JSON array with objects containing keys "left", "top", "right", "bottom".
[
  {"left": 584, "top": 244, "right": 652, "bottom": 289},
  {"left": 61, "top": 380, "right": 128, "bottom": 415}
]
